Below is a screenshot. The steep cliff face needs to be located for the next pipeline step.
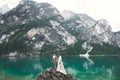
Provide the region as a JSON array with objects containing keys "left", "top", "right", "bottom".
[{"left": 0, "top": 0, "right": 120, "bottom": 55}]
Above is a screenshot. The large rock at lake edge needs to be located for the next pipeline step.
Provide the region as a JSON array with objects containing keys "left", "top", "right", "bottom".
[{"left": 35, "top": 68, "right": 78, "bottom": 80}]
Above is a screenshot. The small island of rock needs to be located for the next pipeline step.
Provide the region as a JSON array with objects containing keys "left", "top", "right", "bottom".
[{"left": 35, "top": 68, "right": 77, "bottom": 80}]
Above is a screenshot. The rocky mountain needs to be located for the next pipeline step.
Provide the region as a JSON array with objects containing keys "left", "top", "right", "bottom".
[
  {"left": 0, "top": 0, "right": 76, "bottom": 55},
  {"left": 62, "top": 10, "right": 120, "bottom": 54},
  {"left": 112, "top": 31, "right": 120, "bottom": 47},
  {"left": 0, "top": 0, "right": 120, "bottom": 56},
  {"left": 62, "top": 10, "right": 112, "bottom": 43}
]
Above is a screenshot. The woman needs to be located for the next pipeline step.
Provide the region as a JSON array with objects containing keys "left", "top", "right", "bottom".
[{"left": 57, "top": 56, "right": 67, "bottom": 75}]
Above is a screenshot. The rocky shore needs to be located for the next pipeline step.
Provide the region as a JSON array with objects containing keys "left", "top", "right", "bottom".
[{"left": 35, "top": 68, "right": 78, "bottom": 80}]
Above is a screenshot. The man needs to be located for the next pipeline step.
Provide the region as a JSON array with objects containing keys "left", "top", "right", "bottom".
[{"left": 52, "top": 54, "right": 57, "bottom": 70}]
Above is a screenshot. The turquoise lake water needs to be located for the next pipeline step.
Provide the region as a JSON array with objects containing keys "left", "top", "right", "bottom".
[{"left": 0, "top": 55, "right": 120, "bottom": 80}]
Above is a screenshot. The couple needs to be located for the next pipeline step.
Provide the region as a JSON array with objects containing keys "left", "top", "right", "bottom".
[{"left": 52, "top": 54, "right": 67, "bottom": 75}]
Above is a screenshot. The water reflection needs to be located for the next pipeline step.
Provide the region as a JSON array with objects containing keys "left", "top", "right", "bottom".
[
  {"left": 8, "top": 57, "right": 17, "bottom": 62},
  {"left": 64, "top": 56, "right": 120, "bottom": 80},
  {"left": 66, "top": 67, "right": 79, "bottom": 76},
  {"left": 0, "top": 56, "right": 120, "bottom": 80},
  {"left": 80, "top": 57, "right": 94, "bottom": 70},
  {"left": 0, "top": 56, "right": 52, "bottom": 79}
]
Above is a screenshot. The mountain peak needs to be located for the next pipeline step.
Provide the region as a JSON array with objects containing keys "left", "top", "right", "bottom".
[
  {"left": 96, "top": 19, "right": 111, "bottom": 31},
  {"left": 19, "top": 0, "right": 33, "bottom": 4},
  {"left": 61, "top": 10, "right": 76, "bottom": 20},
  {"left": 19, "top": 0, "right": 53, "bottom": 8},
  {"left": 98, "top": 19, "right": 108, "bottom": 24}
]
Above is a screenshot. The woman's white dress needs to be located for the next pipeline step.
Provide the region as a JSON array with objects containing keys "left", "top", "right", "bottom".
[{"left": 57, "top": 56, "right": 67, "bottom": 75}]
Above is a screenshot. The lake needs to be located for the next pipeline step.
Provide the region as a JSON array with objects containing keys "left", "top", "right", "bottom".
[{"left": 0, "top": 55, "right": 120, "bottom": 80}]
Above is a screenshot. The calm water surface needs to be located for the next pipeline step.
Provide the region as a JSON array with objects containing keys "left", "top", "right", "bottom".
[{"left": 0, "top": 55, "right": 120, "bottom": 80}]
